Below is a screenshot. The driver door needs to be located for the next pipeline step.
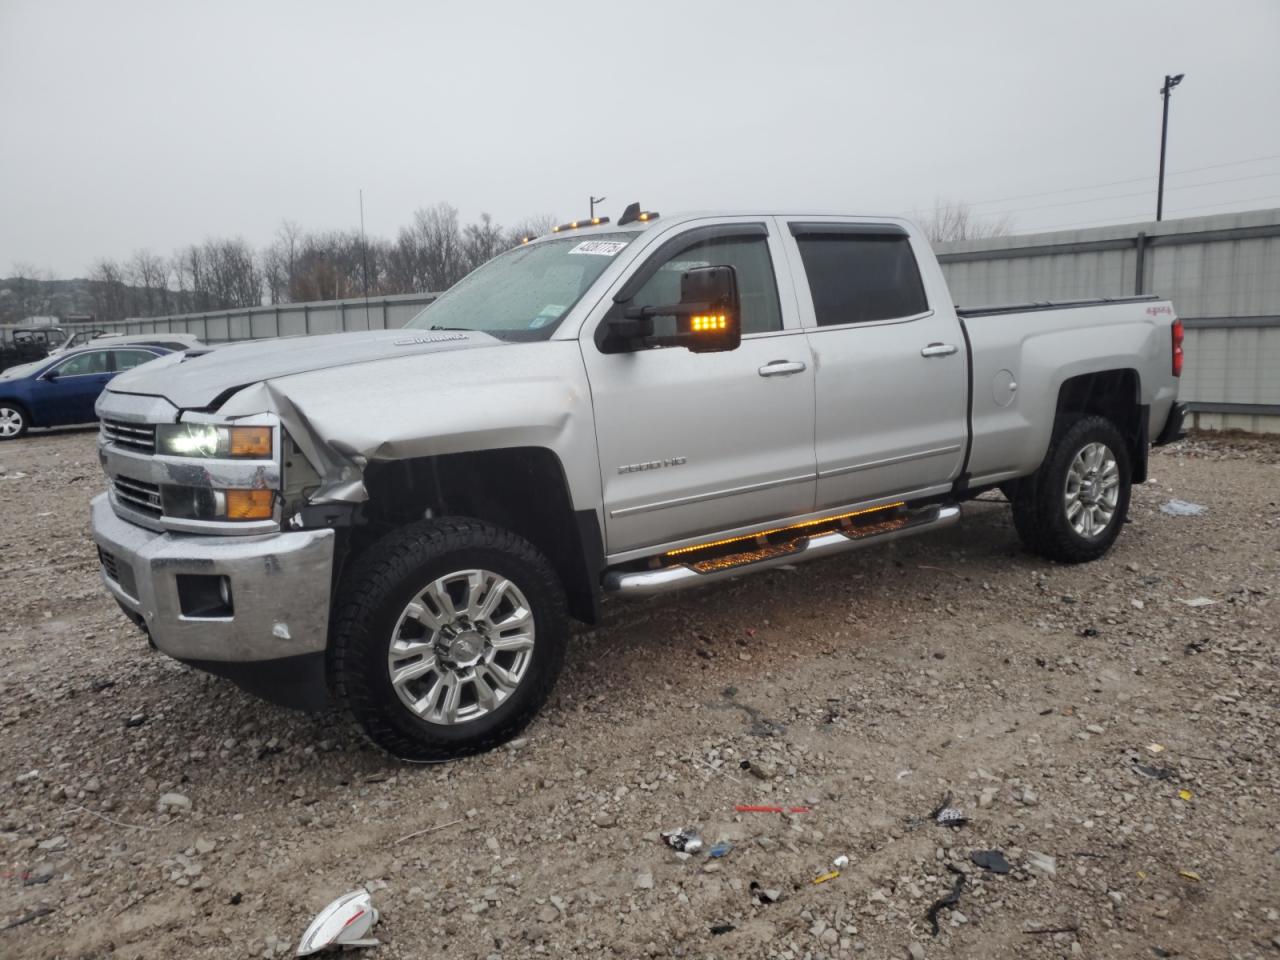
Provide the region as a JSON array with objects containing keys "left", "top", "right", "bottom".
[{"left": 581, "top": 220, "right": 817, "bottom": 557}]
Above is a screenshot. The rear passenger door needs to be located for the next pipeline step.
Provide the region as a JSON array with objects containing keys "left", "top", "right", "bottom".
[{"left": 780, "top": 220, "right": 967, "bottom": 509}]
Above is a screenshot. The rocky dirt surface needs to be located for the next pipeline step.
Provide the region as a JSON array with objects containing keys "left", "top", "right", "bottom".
[{"left": 1, "top": 428, "right": 1277, "bottom": 960}]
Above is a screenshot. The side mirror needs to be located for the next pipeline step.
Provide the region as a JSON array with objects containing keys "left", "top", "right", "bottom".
[
  {"left": 41, "top": 368, "right": 58, "bottom": 382},
  {"left": 607, "top": 265, "right": 742, "bottom": 353}
]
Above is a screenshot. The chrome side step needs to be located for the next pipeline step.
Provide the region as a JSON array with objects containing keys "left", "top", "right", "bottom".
[{"left": 603, "top": 503, "right": 962, "bottom": 597}]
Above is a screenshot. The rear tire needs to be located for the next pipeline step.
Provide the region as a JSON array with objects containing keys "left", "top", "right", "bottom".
[
  {"left": 0, "top": 402, "right": 28, "bottom": 440},
  {"left": 328, "top": 517, "right": 567, "bottom": 761},
  {"left": 1011, "top": 415, "right": 1131, "bottom": 563}
]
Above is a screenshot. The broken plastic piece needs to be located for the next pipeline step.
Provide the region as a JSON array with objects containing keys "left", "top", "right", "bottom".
[
  {"left": 1178, "top": 789, "right": 1193, "bottom": 801},
  {"left": 707, "top": 841, "right": 733, "bottom": 858},
  {"left": 833, "top": 854, "right": 850, "bottom": 869},
  {"left": 734, "top": 804, "right": 810, "bottom": 814},
  {"left": 1160, "top": 499, "right": 1206, "bottom": 517},
  {"left": 1132, "top": 762, "right": 1173, "bottom": 780},
  {"left": 661, "top": 827, "right": 704, "bottom": 854},
  {"left": 970, "top": 849, "right": 1011, "bottom": 874},
  {"left": 1178, "top": 869, "right": 1201, "bottom": 882},
  {"left": 710, "top": 923, "right": 735, "bottom": 935},
  {"left": 296, "top": 890, "right": 380, "bottom": 956},
  {"left": 811, "top": 870, "right": 840, "bottom": 885},
  {"left": 929, "top": 792, "right": 969, "bottom": 827},
  {"left": 1177, "top": 596, "right": 1218, "bottom": 607},
  {"left": 750, "top": 880, "right": 781, "bottom": 904},
  {"left": 1147, "top": 743, "right": 1165, "bottom": 754}
]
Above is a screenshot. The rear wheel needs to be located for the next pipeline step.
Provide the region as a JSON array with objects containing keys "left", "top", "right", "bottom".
[
  {"left": 1011, "top": 415, "right": 1131, "bottom": 563},
  {"left": 328, "top": 518, "right": 567, "bottom": 760},
  {"left": 0, "top": 402, "right": 28, "bottom": 440}
]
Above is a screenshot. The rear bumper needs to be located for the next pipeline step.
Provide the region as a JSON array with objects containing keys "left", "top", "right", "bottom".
[
  {"left": 90, "top": 494, "right": 335, "bottom": 708},
  {"left": 1154, "top": 401, "right": 1187, "bottom": 446}
]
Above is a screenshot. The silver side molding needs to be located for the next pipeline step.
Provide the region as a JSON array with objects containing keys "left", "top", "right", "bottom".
[{"left": 603, "top": 504, "right": 961, "bottom": 597}]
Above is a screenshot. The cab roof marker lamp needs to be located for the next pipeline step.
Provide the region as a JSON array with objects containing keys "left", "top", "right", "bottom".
[
  {"left": 618, "top": 202, "right": 660, "bottom": 226},
  {"left": 552, "top": 216, "right": 611, "bottom": 233}
]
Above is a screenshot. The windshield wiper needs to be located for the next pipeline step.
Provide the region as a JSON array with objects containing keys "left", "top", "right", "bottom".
[{"left": 428, "top": 325, "right": 471, "bottom": 331}]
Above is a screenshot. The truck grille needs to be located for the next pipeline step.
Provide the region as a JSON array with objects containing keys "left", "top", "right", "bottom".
[
  {"left": 113, "top": 476, "right": 163, "bottom": 517},
  {"left": 102, "top": 419, "right": 157, "bottom": 454}
]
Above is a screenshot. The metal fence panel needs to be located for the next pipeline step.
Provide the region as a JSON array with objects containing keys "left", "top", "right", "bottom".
[{"left": 938, "top": 208, "right": 1280, "bottom": 431}]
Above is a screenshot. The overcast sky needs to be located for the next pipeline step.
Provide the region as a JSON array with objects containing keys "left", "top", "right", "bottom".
[{"left": 2, "top": 0, "right": 1279, "bottom": 277}]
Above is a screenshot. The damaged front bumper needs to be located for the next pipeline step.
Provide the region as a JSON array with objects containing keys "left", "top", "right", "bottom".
[{"left": 90, "top": 493, "right": 335, "bottom": 709}]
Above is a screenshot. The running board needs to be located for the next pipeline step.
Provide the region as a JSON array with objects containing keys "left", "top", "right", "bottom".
[{"left": 604, "top": 503, "right": 962, "bottom": 597}]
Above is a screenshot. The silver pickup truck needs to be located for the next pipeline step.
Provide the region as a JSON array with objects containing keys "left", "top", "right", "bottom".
[{"left": 91, "top": 206, "right": 1186, "bottom": 759}]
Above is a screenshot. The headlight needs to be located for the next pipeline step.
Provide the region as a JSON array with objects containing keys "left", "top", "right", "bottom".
[{"left": 156, "top": 424, "right": 273, "bottom": 459}]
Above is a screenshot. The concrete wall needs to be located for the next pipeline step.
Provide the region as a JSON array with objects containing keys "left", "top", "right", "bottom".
[{"left": 937, "top": 208, "right": 1280, "bottom": 433}]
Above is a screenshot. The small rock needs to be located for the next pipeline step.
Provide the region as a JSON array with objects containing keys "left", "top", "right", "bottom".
[
  {"left": 908, "top": 942, "right": 926, "bottom": 960},
  {"left": 536, "top": 904, "right": 559, "bottom": 923},
  {"left": 16, "top": 770, "right": 40, "bottom": 784},
  {"left": 635, "top": 870, "right": 654, "bottom": 890},
  {"left": 38, "top": 835, "right": 68, "bottom": 852},
  {"left": 125, "top": 713, "right": 147, "bottom": 728},
  {"left": 195, "top": 838, "right": 216, "bottom": 854},
  {"left": 1085, "top": 724, "right": 1105, "bottom": 735},
  {"left": 978, "top": 787, "right": 998, "bottom": 809},
  {"left": 485, "top": 837, "right": 500, "bottom": 852},
  {"left": 1021, "top": 788, "right": 1039, "bottom": 806},
  {"left": 592, "top": 811, "right": 616, "bottom": 828},
  {"left": 159, "top": 792, "right": 191, "bottom": 812}
]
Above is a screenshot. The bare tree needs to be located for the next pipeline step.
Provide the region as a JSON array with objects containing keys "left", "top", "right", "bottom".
[
  {"left": 461, "top": 213, "right": 505, "bottom": 274},
  {"left": 917, "top": 200, "right": 1013, "bottom": 243},
  {"left": 505, "top": 215, "right": 557, "bottom": 247},
  {"left": 90, "top": 259, "right": 130, "bottom": 322},
  {"left": 129, "top": 249, "right": 170, "bottom": 316}
]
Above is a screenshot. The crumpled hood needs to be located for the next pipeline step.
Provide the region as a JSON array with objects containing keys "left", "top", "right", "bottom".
[{"left": 106, "top": 328, "right": 503, "bottom": 409}]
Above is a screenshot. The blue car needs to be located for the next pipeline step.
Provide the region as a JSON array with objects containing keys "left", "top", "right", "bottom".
[{"left": 0, "top": 344, "right": 173, "bottom": 440}]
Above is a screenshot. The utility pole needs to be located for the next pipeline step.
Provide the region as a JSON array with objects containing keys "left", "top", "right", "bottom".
[
  {"left": 1156, "top": 73, "right": 1184, "bottom": 221},
  {"left": 589, "top": 195, "right": 606, "bottom": 219}
]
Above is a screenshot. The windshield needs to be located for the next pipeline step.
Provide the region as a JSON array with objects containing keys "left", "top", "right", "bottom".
[{"left": 404, "top": 233, "right": 635, "bottom": 340}]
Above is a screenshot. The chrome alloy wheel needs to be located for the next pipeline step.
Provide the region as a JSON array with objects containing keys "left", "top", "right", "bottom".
[
  {"left": 1064, "top": 441, "right": 1120, "bottom": 538},
  {"left": 0, "top": 407, "right": 23, "bottom": 438},
  {"left": 387, "top": 569, "right": 535, "bottom": 725}
]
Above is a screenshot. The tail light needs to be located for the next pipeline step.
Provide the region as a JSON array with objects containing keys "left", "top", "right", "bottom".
[{"left": 1171, "top": 318, "right": 1184, "bottom": 377}]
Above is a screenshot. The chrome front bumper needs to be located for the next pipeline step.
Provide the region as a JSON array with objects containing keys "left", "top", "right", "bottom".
[{"left": 90, "top": 493, "right": 335, "bottom": 663}]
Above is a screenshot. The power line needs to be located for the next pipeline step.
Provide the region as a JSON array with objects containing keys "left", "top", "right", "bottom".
[
  {"left": 965, "top": 152, "right": 1280, "bottom": 208},
  {"left": 1016, "top": 192, "right": 1280, "bottom": 233},
  {"left": 970, "top": 169, "right": 1280, "bottom": 219}
]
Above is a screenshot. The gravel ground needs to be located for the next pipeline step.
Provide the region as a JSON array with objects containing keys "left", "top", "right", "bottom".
[{"left": 1, "top": 428, "right": 1277, "bottom": 960}]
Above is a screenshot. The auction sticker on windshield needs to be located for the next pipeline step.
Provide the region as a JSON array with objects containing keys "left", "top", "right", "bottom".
[{"left": 569, "top": 240, "right": 627, "bottom": 256}]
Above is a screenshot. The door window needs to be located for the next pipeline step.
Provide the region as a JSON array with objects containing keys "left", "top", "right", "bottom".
[
  {"left": 52, "top": 350, "right": 111, "bottom": 376},
  {"left": 112, "top": 349, "right": 162, "bottom": 371},
  {"left": 625, "top": 233, "right": 783, "bottom": 338},
  {"left": 793, "top": 231, "right": 928, "bottom": 326}
]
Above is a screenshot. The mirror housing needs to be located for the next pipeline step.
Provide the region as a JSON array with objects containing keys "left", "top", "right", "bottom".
[
  {"left": 608, "top": 265, "right": 742, "bottom": 353},
  {"left": 41, "top": 368, "right": 59, "bottom": 382}
]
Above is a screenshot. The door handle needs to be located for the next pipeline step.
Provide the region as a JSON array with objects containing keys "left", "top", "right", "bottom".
[
  {"left": 920, "top": 343, "right": 958, "bottom": 358},
  {"left": 758, "top": 360, "right": 807, "bottom": 377}
]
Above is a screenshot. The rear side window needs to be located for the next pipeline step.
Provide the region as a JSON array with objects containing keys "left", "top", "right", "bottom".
[
  {"left": 793, "top": 230, "right": 929, "bottom": 326},
  {"left": 112, "top": 349, "right": 162, "bottom": 371}
]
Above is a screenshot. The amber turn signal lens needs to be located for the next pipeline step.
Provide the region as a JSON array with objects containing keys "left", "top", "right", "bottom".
[
  {"left": 228, "top": 426, "right": 272, "bottom": 457},
  {"left": 225, "top": 489, "right": 273, "bottom": 520},
  {"left": 691, "top": 314, "right": 728, "bottom": 332}
]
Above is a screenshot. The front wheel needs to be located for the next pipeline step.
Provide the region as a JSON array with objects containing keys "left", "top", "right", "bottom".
[
  {"left": 329, "top": 518, "right": 568, "bottom": 760},
  {"left": 0, "top": 402, "right": 28, "bottom": 440},
  {"left": 1011, "top": 415, "right": 1132, "bottom": 563}
]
